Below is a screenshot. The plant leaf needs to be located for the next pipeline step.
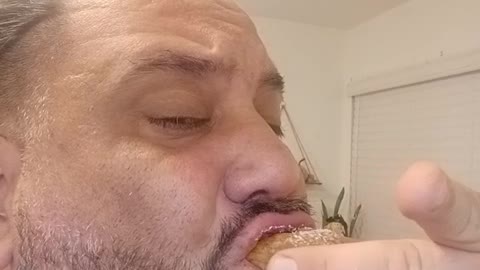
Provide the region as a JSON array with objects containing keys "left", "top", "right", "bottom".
[
  {"left": 334, "top": 187, "right": 345, "bottom": 217},
  {"left": 321, "top": 200, "right": 329, "bottom": 227},
  {"left": 349, "top": 204, "right": 362, "bottom": 237}
]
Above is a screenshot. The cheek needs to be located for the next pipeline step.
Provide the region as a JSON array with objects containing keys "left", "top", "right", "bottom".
[
  {"left": 96, "top": 153, "right": 222, "bottom": 237},
  {"left": 17, "top": 150, "right": 224, "bottom": 252},
  {"left": 89, "top": 147, "right": 225, "bottom": 249},
  {"left": 104, "top": 138, "right": 234, "bottom": 247},
  {"left": 18, "top": 123, "right": 229, "bottom": 255},
  {"left": 140, "top": 152, "right": 224, "bottom": 244}
]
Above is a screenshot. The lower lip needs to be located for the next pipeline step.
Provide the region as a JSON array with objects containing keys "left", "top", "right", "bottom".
[{"left": 230, "top": 212, "right": 316, "bottom": 265}]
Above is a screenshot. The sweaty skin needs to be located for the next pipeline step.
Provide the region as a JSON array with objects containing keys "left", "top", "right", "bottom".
[
  {"left": 0, "top": 0, "right": 309, "bottom": 269},
  {"left": 4, "top": 1, "right": 479, "bottom": 270}
]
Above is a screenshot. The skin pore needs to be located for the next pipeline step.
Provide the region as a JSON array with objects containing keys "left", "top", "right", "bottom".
[{"left": 0, "top": 0, "right": 312, "bottom": 269}]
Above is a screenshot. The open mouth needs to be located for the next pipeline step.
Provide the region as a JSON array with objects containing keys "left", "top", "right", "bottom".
[
  {"left": 244, "top": 225, "right": 314, "bottom": 270},
  {"left": 256, "top": 225, "right": 314, "bottom": 242},
  {"left": 223, "top": 212, "right": 315, "bottom": 269},
  {"left": 244, "top": 214, "right": 316, "bottom": 253}
]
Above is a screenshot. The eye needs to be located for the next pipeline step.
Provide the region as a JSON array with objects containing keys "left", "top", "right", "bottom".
[
  {"left": 148, "top": 117, "right": 210, "bottom": 131},
  {"left": 269, "top": 124, "right": 285, "bottom": 137}
]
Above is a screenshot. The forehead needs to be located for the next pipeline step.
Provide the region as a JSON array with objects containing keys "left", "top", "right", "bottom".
[{"left": 56, "top": 0, "right": 274, "bottom": 72}]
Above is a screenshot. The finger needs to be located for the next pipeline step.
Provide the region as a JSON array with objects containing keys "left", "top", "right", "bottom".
[
  {"left": 267, "top": 240, "right": 480, "bottom": 270},
  {"left": 396, "top": 161, "right": 480, "bottom": 251}
]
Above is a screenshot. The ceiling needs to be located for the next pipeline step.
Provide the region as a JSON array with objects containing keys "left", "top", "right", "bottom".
[{"left": 236, "top": 0, "right": 408, "bottom": 29}]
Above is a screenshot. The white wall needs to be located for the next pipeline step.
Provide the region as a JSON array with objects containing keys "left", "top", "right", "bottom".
[
  {"left": 342, "top": 0, "right": 480, "bottom": 83},
  {"left": 251, "top": 0, "right": 480, "bottom": 231},
  {"left": 252, "top": 17, "right": 345, "bottom": 215},
  {"left": 341, "top": 0, "right": 480, "bottom": 236}
]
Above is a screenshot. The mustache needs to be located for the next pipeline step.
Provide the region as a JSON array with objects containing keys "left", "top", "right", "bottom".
[{"left": 204, "top": 197, "right": 313, "bottom": 269}]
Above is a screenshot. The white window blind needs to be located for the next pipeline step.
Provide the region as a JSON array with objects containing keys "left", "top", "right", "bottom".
[{"left": 351, "top": 71, "right": 480, "bottom": 240}]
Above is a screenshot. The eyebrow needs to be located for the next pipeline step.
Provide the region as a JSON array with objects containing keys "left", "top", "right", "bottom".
[
  {"left": 125, "top": 50, "right": 285, "bottom": 93},
  {"left": 133, "top": 50, "right": 222, "bottom": 75}
]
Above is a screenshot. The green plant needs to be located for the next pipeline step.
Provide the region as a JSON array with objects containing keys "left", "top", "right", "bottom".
[{"left": 321, "top": 187, "right": 362, "bottom": 238}]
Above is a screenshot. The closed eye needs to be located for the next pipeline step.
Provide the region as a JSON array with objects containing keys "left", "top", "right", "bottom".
[
  {"left": 148, "top": 117, "right": 210, "bottom": 130},
  {"left": 148, "top": 117, "right": 283, "bottom": 138},
  {"left": 269, "top": 124, "right": 284, "bottom": 137}
]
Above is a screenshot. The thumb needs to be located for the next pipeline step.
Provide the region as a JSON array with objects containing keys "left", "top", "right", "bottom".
[
  {"left": 266, "top": 240, "right": 480, "bottom": 270},
  {"left": 397, "top": 161, "right": 480, "bottom": 252}
]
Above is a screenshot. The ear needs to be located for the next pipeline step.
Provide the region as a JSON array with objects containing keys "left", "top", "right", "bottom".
[{"left": 0, "top": 136, "right": 21, "bottom": 269}]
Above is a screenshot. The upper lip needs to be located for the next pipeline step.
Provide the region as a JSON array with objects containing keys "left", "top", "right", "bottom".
[{"left": 230, "top": 211, "right": 316, "bottom": 264}]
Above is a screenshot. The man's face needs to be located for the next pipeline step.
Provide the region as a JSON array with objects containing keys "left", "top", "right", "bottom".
[{"left": 12, "top": 0, "right": 312, "bottom": 269}]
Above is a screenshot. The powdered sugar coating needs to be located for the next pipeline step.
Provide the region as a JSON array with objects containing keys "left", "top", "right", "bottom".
[
  {"left": 247, "top": 229, "right": 346, "bottom": 269},
  {"left": 286, "top": 229, "right": 343, "bottom": 247}
]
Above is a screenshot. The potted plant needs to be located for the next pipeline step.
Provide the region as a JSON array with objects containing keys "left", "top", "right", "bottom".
[{"left": 321, "top": 187, "right": 362, "bottom": 238}]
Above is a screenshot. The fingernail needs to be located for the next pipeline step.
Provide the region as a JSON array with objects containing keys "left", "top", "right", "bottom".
[
  {"left": 267, "top": 255, "right": 298, "bottom": 270},
  {"left": 421, "top": 169, "right": 451, "bottom": 215}
]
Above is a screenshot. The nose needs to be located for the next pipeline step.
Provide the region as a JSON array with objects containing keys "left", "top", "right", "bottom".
[{"left": 221, "top": 114, "right": 305, "bottom": 204}]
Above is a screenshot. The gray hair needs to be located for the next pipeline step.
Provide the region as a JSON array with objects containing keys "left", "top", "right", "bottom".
[
  {"left": 0, "top": 0, "right": 57, "bottom": 142},
  {"left": 0, "top": 0, "right": 55, "bottom": 55}
]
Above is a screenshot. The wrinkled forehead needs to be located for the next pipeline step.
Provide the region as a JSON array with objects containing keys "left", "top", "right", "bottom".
[
  {"left": 67, "top": 0, "right": 248, "bottom": 23},
  {"left": 67, "top": 0, "right": 243, "bottom": 10},
  {"left": 55, "top": 0, "right": 273, "bottom": 73},
  {"left": 67, "top": 0, "right": 260, "bottom": 51}
]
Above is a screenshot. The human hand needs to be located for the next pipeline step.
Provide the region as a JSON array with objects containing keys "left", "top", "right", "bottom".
[{"left": 267, "top": 162, "right": 480, "bottom": 270}]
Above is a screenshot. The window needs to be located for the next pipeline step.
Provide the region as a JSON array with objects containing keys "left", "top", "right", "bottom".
[{"left": 350, "top": 71, "right": 480, "bottom": 240}]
